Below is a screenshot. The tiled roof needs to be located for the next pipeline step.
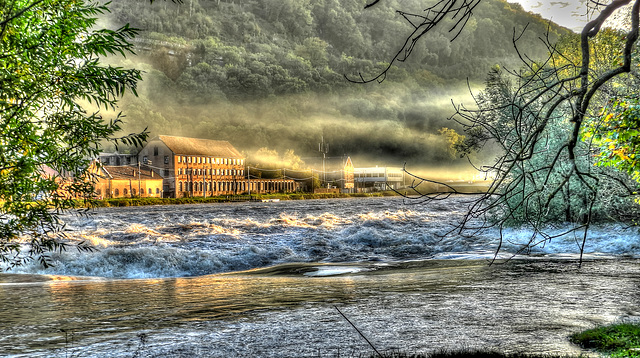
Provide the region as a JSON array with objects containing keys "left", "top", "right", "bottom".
[
  {"left": 103, "top": 165, "right": 162, "bottom": 180},
  {"left": 157, "top": 135, "right": 243, "bottom": 158}
]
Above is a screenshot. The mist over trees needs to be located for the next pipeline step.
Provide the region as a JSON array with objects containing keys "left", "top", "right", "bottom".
[{"left": 103, "top": 0, "right": 571, "bottom": 171}]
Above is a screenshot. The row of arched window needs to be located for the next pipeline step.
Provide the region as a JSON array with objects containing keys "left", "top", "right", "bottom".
[
  {"left": 177, "top": 180, "right": 296, "bottom": 195},
  {"left": 108, "top": 187, "right": 161, "bottom": 197},
  {"left": 178, "top": 181, "right": 243, "bottom": 193},
  {"left": 177, "top": 168, "right": 244, "bottom": 176}
]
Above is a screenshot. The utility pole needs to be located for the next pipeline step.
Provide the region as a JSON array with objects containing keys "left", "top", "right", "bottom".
[
  {"left": 137, "top": 161, "right": 144, "bottom": 197},
  {"left": 187, "top": 159, "right": 191, "bottom": 197},
  {"left": 247, "top": 159, "right": 251, "bottom": 199},
  {"left": 319, "top": 136, "right": 328, "bottom": 188}
]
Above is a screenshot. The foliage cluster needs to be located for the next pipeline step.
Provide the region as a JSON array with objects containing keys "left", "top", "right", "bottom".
[
  {"left": 360, "top": 349, "right": 589, "bottom": 358},
  {"left": 456, "top": 64, "right": 640, "bottom": 226},
  {"left": 571, "top": 323, "right": 640, "bottom": 357},
  {"left": 91, "top": 192, "right": 384, "bottom": 207},
  {"left": 0, "top": 0, "right": 146, "bottom": 267},
  {"left": 110, "top": 0, "right": 567, "bottom": 86},
  {"left": 586, "top": 97, "right": 640, "bottom": 188}
]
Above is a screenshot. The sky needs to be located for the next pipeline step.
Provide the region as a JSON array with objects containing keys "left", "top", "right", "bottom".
[{"left": 513, "top": 0, "right": 590, "bottom": 31}]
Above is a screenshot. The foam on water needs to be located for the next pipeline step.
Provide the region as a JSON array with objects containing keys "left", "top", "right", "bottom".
[
  {"left": 303, "top": 265, "right": 370, "bottom": 276},
  {"left": 5, "top": 197, "right": 640, "bottom": 278}
]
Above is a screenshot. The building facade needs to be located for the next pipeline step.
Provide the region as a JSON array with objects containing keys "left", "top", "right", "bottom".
[
  {"left": 94, "top": 165, "right": 164, "bottom": 199},
  {"left": 343, "top": 157, "right": 354, "bottom": 191},
  {"left": 138, "top": 135, "right": 252, "bottom": 198},
  {"left": 354, "top": 166, "right": 405, "bottom": 191},
  {"left": 98, "top": 152, "right": 139, "bottom": 166},
  {"left": 324, "top": 156, "right": 355, "bottom": 193}
]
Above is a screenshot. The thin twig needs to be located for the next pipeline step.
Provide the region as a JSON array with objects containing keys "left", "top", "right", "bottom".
[{"left": 334, "top": 305, "right": 383, "bottom": 358}]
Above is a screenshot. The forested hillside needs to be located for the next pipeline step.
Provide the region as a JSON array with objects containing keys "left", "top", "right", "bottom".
[{"left": 104, "top": 0, "right": 572, "bottom": 171}]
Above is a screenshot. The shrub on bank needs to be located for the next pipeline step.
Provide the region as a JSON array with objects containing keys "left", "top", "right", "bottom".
[
  {"left": 571, "top": 322, "right": 640, "bottom": 357},
  {"left": 359, "top": 349, "right": 589, "bottom": 358},
  {"left": 85, "top": 191, "right": 399, "bottom": 208}
]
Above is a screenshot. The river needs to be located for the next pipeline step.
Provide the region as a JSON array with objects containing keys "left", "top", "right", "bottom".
[{"left": 1, "top": 197, "right": 639, "bottom": 357}]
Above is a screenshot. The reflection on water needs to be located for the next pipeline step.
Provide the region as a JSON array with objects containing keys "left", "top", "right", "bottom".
[{"left": 2, "top": 259, "right": 640, "bottom": 357}]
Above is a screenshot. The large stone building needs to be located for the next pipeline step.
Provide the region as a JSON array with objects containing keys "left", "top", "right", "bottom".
[
  {"left": 137, "top": 135, "right": 296, "bottom": 198},
  {"left": 138, "top": 135, "right": 247, "bottom": 198}
]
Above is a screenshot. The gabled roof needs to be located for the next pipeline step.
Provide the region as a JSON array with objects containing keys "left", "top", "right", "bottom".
[
  {"left": 103, "top": 165, "right": 162, "bottom": 180},
  {"left": 157, "top": 135, "right": 243, "bottom": 158},
  {"left": 344, "top": 157, "right": 354, "bottom": 169}
]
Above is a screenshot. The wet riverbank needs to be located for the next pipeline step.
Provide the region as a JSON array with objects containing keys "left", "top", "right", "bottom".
[{"left": 2, "top": 259, "right": 639, "bottom": 357}]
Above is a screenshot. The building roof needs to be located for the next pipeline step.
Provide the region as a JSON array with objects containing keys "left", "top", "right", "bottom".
[
  {"left": 103, "top": 165, "right": 162, "bottom": 181},
  {"left": 157, "top": 135, "right": 243, "bottom": 158}
]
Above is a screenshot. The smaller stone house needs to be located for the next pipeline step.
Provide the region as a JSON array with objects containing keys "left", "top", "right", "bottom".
[{"left": 94, "top": 165, "right": 164, "bottom": 199}]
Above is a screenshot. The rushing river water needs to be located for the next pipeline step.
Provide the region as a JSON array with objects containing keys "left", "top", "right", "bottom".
[{"left": 1, "top": 197, "right": 639, "bottom": 357}]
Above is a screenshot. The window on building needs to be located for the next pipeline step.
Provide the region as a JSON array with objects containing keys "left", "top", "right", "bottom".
[
  {"left": 224, "top": 158, "right": 228, "bottom": 164},
  {"left": 148, "top": 188, "right": 152, "bottom": 194},
  {"left": 178, "top": 156, "right": 181, "bottom": 163},
  {"left": 198, "top": 157, "right": 201, "bottom": 164},
  {"left": 96, "top": 189, "right": 101, "bottom": 196},
  {"left": 115, "top": 188, "right": 119, "bottom": 196},
  {"left": 216, "top": 158, "right": 220, "bottom": 164},
  {"left": 164, "top": 156, "right": 169, "bottom": 164},
  {"left": 143, "top": 156, "right": 148, "bottom": 164},
  {"left": 132, "top": 188, "right": 136, "bottom": 196},
  {"left": 154, "top": 146, "right": 158, "bottom": 156},
  {"left": 156, "top": 188, "right": 160, "bottom": 194},
  {"left": 179, "top": 182, "right": 183, "bottom": 192},
  {"left": 188, "top": 157, "right": 191, "bottom": 163},
  {"left": 164, "top": 169, "right": 169, "bottom": 177},
  {"left": 124, "top": 188, "right": 128, "bottom": 195}
]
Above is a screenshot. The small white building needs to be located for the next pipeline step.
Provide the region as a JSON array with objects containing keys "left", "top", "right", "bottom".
[{"left": 354, "top": 166, "right": 405, "bottom": 191}]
